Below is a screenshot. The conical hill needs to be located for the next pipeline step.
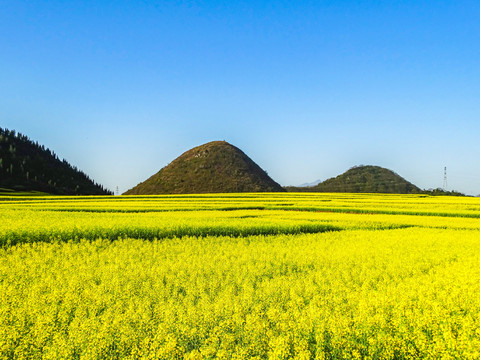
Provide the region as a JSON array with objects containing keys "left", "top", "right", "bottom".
[{"left": 124, "top": 141, "right": 284, "bottom": 194}]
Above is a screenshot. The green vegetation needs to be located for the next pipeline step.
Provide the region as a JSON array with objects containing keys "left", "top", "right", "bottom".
[
  {"left": 0, "top": 127, "right": 112, "bottom": 195},
  {"left": 0, "top": 188, "right": 50, "bottom": 196},
  {"left": 125, "top": 141, "right": 284, "bottom": 194},
  {"left": 422, "top": 188, "right": 466, "bottom": 196},
  {"left": 287, "top": 165, "right": 421, "bottom": 194}
]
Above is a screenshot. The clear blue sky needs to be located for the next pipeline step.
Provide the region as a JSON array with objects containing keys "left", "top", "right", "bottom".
[{"left": 1, "top": 0, "right": 479, "bottom": 195}]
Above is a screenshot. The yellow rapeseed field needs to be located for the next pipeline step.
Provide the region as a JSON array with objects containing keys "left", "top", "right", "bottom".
[{"left": 1, "top": 193, "right": 479, "bottom": 359}]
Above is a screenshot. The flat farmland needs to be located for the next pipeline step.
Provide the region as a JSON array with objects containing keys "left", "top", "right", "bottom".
[{"left": 1, "top": 193, "right": 480, "bottom": 359}]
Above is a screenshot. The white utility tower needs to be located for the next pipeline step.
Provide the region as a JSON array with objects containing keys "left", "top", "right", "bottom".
[{"left": 443, "top": 167, "right": 447, "bottom": 190}]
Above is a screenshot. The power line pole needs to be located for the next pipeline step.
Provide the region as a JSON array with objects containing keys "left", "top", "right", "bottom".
[{"left": 443, "top": 167, "right": 447, "bottom": 190}]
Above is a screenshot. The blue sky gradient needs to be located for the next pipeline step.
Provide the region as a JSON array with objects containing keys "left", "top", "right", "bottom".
[{"left": 1, "top": 1, "right": 479, "bottom": 194}]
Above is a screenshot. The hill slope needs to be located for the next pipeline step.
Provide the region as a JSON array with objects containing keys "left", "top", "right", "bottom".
[
  {"left": 0, "top": 127, "right": 112, "bottom": 195},
  {"left": 124, "top": 141, "right": 284, "bottom": 194},
  {"left": 287, "top": 165, "right": 421, "bottom": 194}
]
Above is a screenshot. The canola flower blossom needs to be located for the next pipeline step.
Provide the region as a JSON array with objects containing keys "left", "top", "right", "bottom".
[{"left": 1, "top": 193, "right": 480, "bottom": 359}]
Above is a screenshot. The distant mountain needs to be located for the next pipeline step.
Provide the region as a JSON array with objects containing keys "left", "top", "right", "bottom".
[
  {"left": 124, "top": 141, "right": 285, "bottom": 194},
  {"left": 297, "top": 179, "right": 322, "bottom": 187},
  {"left": 286, "top": 165, "right": 421, "bottom": 194},
  {"left": 0, "top": 127, "right": 112, "bottom": 195}
]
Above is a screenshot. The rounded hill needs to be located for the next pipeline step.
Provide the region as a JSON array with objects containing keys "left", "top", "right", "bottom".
[
  {"left": 289, "top": 165, "right": 421, "bottom": 194},
  {"left": 124, "top": 141, "right": 284, "bottom": 194}
]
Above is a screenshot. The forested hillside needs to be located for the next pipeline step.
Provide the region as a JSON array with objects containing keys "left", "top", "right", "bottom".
[
  {"left": 0, "top": 128, "right": 112, "bottom": 195},
  {"left": 287, "top": 165, "right": 421, "bottom": 194}
]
